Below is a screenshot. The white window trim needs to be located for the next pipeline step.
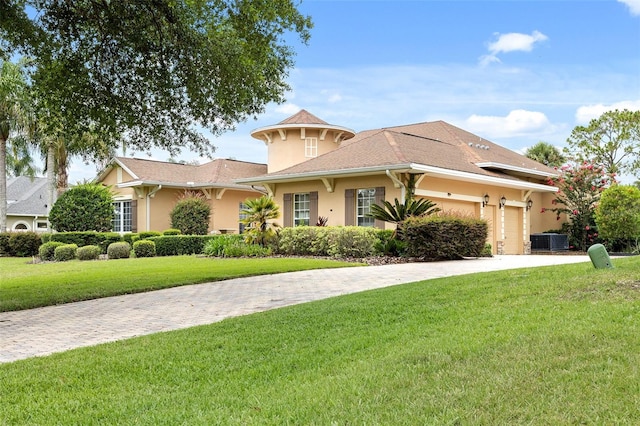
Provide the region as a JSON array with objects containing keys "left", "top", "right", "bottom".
[{"left": 305, "top": 137, "right": 318, "bottom": 158}]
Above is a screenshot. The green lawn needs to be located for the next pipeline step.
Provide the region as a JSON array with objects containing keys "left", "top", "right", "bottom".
[
  {"left": 2, "top": 258, "right": 639, "bottom": 424},
  {"left": 0, "top": 256, "right": 358, "bottom": 312}
]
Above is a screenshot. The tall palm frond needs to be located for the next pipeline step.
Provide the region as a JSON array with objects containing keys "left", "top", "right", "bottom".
[
  {"left": 240, "top": 196, "right": 281, "bottom": 246},
  {"left": 368, "top": 197, "right": 440, "bottom": 224}
]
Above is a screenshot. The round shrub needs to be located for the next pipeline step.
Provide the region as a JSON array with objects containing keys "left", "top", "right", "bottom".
[
  {"left": 77, "top": 245, "right": 101, "bottom": 261},
  {"left": 48, "top": 183, "right": 114, "bottom": 232},
  {"left": 170, "top": 194, "right": 211, "bottom": 235},
  {"left": 54, "top": 244, "right": 78, "bottom": 262},
  {"left": 39, "top": 241, "right": 66, "bottom": 261},
  {"left": 107, "top": 242, "right": 131, "bottom": 259},
  {"left": 8, "top": 231, "right": 41, "bottom": 257},
  {"left": 133, "top": 240, "right": 156, "bottom": 258}
]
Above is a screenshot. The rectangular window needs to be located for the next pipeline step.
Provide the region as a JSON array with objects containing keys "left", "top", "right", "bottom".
[
  {"left": 294, "top": 193, "right": 310, "bottom": 226},
  {"left": 239, "top": 202, "right": 248, "bottom": 233},
  {"left": 113, "top": 200, "right": 132, "bottom": 233},
  {"left": 357, "top": 188, "right": 376, "bottom": 227},
  {"left": 305, "top": 137, "right": 318, "bottom": 158}
]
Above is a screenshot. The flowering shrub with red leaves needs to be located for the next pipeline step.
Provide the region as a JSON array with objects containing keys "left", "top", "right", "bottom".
[{"left": 543, "top": 161, "right": 616, "bottom": 251}]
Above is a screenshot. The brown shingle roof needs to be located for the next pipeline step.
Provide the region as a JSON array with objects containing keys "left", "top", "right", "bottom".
[
  {"left": 249, "top": 120, "right": 556, "bottom": 180},
  {"left": 278, "top": 109, "right": 329, "bottom": 125},
  {"left": 115, "top": 157, "right": 267, "bottom": 186}
]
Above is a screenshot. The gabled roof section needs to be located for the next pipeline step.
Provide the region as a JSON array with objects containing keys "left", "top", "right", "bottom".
[
  {"left": 99, "top": 157, "right": 267, "bottom": 189},
  {"left": 278, "top": 109, "right": 329, "bottom": 125},
  {"left": 7, "top": 176, "right": 49, "bottom": 216},
  {"left": 237, "top": 120, "right": 558, "bottom": 192}
]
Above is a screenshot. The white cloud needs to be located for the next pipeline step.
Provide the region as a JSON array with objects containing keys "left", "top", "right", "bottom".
[
  {"left": 274, "top": 103, "right": 301, "bottom": 115},
  {"left": 575, "top": 100, "right": 640, "bottom": 124},
  {"left": 464, "top": 110, "right": 553, "bottom": 138},
  {"left": 480, "top": 30, "right": 548, "bottom": 66},
  {"left": 618, "top": 0, "right": 640, "bottom": 15}
]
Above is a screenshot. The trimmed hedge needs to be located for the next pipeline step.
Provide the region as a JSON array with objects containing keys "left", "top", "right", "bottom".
[
  {"left": 275, "top": 226, "right": 379, "bottom": 258},
  {"left": 149, "top": 235, "right": 218, "bottom": 256},
  {"left": 0, "top": 232, "right": 11, "bottom": 256},
  {"left": 39, "top": 241, "right": 66, "bottom": 261},
  {"left": 54, "top": 244, "right": 78, "bottom": 262},
  {"left": 133, "top": 240, "right": 156, "bottom": 258},
  {"left": 41, "top": 232, "right": 123, "bottom": 254},
  {"left": 403, "top": 214, "right": 489, "bottom": 260},
  {"left": 162, "top": 229, "right": 182, "bottom": 236},
  {"left": 77, "top": 245, "right": 101, "bottom": 261},
  {"left": 107, "top": 242, "right": 131, "bottom": 259},
  {"left": 8, "top": 232, "right": 41, "bottom": 257}
]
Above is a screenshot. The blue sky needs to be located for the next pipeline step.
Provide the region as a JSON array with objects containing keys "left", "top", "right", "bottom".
[{"left": 71, "top": 0, "right": 640, "bottom": 182}]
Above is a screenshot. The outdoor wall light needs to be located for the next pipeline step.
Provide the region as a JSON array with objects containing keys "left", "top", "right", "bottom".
[
  {"left": 482, "top": 194, "right": 490, "bottom": 207},
  {"left": 499, "top": 196, "right": 507, "bottom": 209},
  {"left": 526, "top": 199, "right": 533, "bottom": 211}
]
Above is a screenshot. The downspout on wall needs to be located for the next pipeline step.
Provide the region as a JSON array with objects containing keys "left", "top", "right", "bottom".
[{"left": 386, "top": 170, "right": 406, "bottom": 203}]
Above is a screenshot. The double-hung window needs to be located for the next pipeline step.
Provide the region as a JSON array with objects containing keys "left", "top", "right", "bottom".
[
  {"left": 356, "top": 188, "right": 376, "bottom": 227},
  {"left": 305, "top": 137, "right": 318, "bottom": 158},
  {"left": 113, "top": 200, "right": 132, "bottom": 233},
  {"left": 294, "top": 193, "right": 310, "bottom": 226}
]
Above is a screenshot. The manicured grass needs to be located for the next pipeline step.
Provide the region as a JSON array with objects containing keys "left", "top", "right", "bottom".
[
  {"left": 2, "top": 258, "right": 639, "bottom": 424},
  {"left": 0, "top": 256, "right": 358, "bottom": 312}
]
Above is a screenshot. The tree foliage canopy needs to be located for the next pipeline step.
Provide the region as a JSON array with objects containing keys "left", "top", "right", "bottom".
[
  {"left": 564, "top": 109, "right": 640, "bottom": 177},
  {"left": 543, "top": 161, "right": 615, "bottom": 251},
  {"left": 524, "top": 141, "right": 565, "bottom": 168},
  {"left": 1, "top": 0, "right": 312, "bottom": 157},
  {"left": 595, "top": 184, "right": 640, "bottom": 251}
]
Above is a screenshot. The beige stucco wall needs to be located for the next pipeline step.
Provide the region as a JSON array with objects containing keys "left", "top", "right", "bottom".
[
  {"left": 266, "top": 128, "right": 345, "bottom": 173},
  {"left": 101, "top": 163, "right": 564, "bottom": 254},
  {"left": 269, "top": 174, "right": 402, "bottom": 229},
  {"left": 269, "top": 173, "right": 559, "bottom": 255},
  {"left": 101, "top": 165, "right": 263, "bottom": 233}
]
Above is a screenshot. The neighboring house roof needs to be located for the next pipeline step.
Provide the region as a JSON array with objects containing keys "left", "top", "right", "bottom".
[
  {"left": 98, "top": 157, "right": 268, "bottom": 191},
  {"left": 238, "top": 120, "right": 558, "bottom": 192},
  {"left": 6, "top": 176, "right": 49, "bottom": 217}
]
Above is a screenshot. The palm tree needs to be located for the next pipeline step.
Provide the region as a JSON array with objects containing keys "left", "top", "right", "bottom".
[
  {"left": 368, "top": 197, "right": 440, "bottom": 237},
  {"left": 0, "top": 59, "right": 32, "bottom": 231},
  {"left": 240, "top": 196, "right": 281, "bottom": 246}
]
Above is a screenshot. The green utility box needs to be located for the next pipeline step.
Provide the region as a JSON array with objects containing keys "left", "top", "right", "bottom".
[{"left": 587, "top": 243, "right": 613, "bottom": 269}]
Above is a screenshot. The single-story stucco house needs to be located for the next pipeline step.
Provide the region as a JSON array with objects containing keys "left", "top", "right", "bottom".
[
  {"left": 6, "top": 176, "right": 50, "bottom": 232},
  {"left": 97, "top": 110, "right": 563, "bottom": 254}
]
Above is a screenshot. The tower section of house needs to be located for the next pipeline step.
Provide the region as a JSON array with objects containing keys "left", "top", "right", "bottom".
[{"left": 251, "top": 109, "right": 356, "bottom": 173}]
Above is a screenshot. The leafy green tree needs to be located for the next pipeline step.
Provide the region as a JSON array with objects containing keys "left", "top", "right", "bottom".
[
  {"left": 564, "top": 109, "right": 640, "bottom": 177},
  {"left": 170, "top": 192, "right": 211, "bottom": 235},
  {"left": 240, "top": 196, "right": 280, "bottom": 246},
  {"left": 542, "top": 161, "right": 615, "bottom": 251},
  {"left": 368, "top": 197, "right": 440, "bottom": 238},
  {"left": 49, "top": 182, "right": 114, "bottom": 232},
  {"left": 524, "top": 141, "right": 565, "bottom": 168},
  {"left": 1, "top": 1, "right": 312, "bottom": 159},
  {"left": 0, "top": 59, "right": 33, "bottom": 232},
  {"left": 595, "top": 184, "right": 640, "bottom": 252}
]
